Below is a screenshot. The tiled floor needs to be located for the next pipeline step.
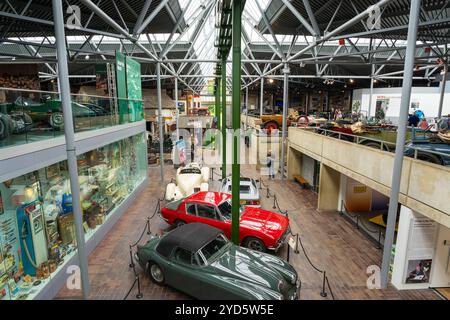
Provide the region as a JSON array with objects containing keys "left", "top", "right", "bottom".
[{"left": 56, "top": 164, "right": 442, "bottom": 300}]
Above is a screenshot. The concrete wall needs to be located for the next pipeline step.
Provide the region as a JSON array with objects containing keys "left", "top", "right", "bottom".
[
  {"left": 288, "top": 127, "right": 450, "bottom": 227},
  {"left": 353, "top": 85, "right": 450, "bottom": 123}
]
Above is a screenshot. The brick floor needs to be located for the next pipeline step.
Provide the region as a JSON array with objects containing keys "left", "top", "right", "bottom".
[{"left": 56, "top": 164, "right": 441, "bottom": 300}]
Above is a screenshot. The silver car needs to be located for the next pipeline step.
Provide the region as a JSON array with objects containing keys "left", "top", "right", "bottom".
[{"left": 219, "top": 177, "right": 261, "bottom": 208}]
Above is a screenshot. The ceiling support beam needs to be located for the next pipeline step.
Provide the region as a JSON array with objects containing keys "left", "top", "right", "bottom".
[{"left": 134, "top": 0, "right": 170, "bottom": 36}]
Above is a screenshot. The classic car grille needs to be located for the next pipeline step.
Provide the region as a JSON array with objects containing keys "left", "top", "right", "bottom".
[{"left": 279, "top": 280, "right": 291, "bottom": 299}]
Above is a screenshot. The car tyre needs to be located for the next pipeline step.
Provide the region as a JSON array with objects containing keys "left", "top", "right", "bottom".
[
  {"left": 262, "top": 121, "right": 278, "bottom": 134},
  {"left": 148, "top": 261, "right": 165, "bottom": 285},
  {"left": 49, "top": 111, "right": 64, "bottom": 130},
  {"left": 416, "top": 152, "right": 443, "bottom": 165},
  {"left": 361, "top": 141, "right": 383, "bottom": 150},
  {"left": 243, "top": 237, "right": 267, "bottom": 253},
  {"left": 0, "top": 114, "right": 12, "bottom": 140},
  {"left": 173, "top": 220, "right": 186, "bottom": 228}
]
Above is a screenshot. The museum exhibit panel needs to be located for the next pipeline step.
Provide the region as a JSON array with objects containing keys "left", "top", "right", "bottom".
[{"left": 0, "top": 133, "right": 147, "bottom": 300}]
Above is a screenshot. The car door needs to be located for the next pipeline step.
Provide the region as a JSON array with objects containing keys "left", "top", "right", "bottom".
[
  {"left": 165, "top": 247, "right": 207, "bottom": 298},
  {"left": 184, "top": 202, "right": 198, "bottom": 223},
  {"left": 195, "top": 203, "right": 228, "bottom": 232}
]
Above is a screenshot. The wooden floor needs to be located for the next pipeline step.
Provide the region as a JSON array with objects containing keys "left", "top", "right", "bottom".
[
  {"left": 56, "top": 164, "right": 441, "bottom": 300},
  {"left": 435, "top": 288, "right": 450, "bottom": 300}
]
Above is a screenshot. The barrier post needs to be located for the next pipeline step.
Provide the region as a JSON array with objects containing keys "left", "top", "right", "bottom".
[
  {"left": 129, "top": 245, "right": 134, "bottom": 268},
  {"left": 320, "top": 271, "right": 328, "bottom": 298},
  {"left": 136, "top": 275, "right": 143, "bottom": 299},
  {"left": 286, "top": 242, "right": 290, "bottom": 262}
]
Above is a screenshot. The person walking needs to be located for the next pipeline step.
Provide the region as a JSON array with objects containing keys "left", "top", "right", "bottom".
[{"left": 267, "top": 151, "right": 275, "bottom": 180}]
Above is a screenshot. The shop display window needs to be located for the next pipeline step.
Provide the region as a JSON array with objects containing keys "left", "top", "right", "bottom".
[{"left": 0, "top": 133, "right": 147, "bottom": 300}]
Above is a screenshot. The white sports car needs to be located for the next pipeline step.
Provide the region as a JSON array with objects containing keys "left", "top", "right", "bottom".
[
  {"left": 219, "top": 177, "right": 261, "bottom": 207},
  {"left": 165, "top": 163, "right": 209, "bottom": 201}
]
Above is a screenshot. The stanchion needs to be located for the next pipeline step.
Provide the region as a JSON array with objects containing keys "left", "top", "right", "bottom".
[
  {"left": 320, "top": 271, "right": 328, "bottom": 298},
  {"left": 136, "top": 275, "right": 143, "bottom": 299},
  {"left": 129, "top": 245, "right": 135, "bottom": 268},
  {"left": 286, "top": 242, "right": 290, "bottom": 262}
]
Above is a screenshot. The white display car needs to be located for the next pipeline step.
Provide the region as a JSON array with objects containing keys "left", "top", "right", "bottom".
[
  {"left": 165, "top": 163, "right": 210, "bottom": 201},
  {"left": 219, "top": 177, "right": 261, "bottom": 208}
]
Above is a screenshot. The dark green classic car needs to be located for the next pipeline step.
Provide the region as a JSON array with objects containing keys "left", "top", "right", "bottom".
[{"left": 136, "top": 223, "right": 299, "bottom": 300}]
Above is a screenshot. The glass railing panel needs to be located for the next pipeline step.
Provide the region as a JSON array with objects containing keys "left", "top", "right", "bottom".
[{"left": 0, "top": 88, "right": 143, "bottom": 150}]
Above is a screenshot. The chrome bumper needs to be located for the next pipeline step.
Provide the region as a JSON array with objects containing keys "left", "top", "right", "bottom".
[
  {"left": 159, "top": 213, "right": 169, "bottom": 223},
  {"left": 269, "top": 226, "right": 291, "bottom": 252}
]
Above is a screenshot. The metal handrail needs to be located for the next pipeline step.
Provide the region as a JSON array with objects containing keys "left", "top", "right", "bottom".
[{"left": 299, "top": 126, "right": 450, "bottom": 164}]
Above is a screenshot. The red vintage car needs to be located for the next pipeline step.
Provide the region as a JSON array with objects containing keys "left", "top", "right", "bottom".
[{"left": 160, "top": 191, "right": 290, "bottom": 252}]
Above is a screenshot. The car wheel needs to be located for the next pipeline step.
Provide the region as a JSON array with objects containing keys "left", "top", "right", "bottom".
[
  {"left": 0, "top": 116, "right": 6, "bottom": 139},
  {"left": 0, "top": 115, "right": 12, "bottom": 140},
  {"left": 416, "top": 152, "right": 443, "bottom": 165},
  {"left": 361, "top": 141, "right": 383, "bottom": 150},
  {"left": 244, "top": 237, "right": 267, "bottom": 252},
  {"left": 263, "top": 121, "right": 278, "bottom": 134},
  {"left": 174, "top": 220, "right": 186, "bottom": 228},
  {"left": 148, "top": 262, "right": 165, "bottom": 285},
  {"left": 49, "top": 112, "right": 64, "bottom": 130}
]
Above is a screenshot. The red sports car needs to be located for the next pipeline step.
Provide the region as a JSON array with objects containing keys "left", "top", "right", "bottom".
[{"left": 160, "top": 191, "right": 290, "bottom": 252}]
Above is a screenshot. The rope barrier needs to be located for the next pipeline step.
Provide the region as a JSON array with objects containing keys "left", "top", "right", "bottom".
[
  {"left": 124, "top": 190, "right": 165, "bottom": 300},
  {"left": 340, "top": 201, "right": 385, "bottom": 249},
  {"left": 289, "top": 231, "right": 336, "bottom": 300}
]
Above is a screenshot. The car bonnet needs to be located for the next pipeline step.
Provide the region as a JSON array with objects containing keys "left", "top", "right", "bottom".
[{"left": 209, "top": 245, "right": 288, "bottom": 291}]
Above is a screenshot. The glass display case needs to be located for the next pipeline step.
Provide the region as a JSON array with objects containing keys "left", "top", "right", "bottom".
[{"left": 0, "top": 133, "right": 147, "bottom": 300}]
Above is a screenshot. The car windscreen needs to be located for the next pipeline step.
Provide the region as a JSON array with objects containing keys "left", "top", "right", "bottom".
[
  {"left": 217, "top": 199, "right": 242, "bottom": 220},
  {"left": 180, "top": 168, "right": 201, "bottom": 175},
  {"left": 217, "top": 200, "right": 232, "bottom": 219},
  {"left": 165, "top": 198, "right": 183, "bottom": 211},
  {"left": 227, "top": 185, "right": 251, "bottom": 193},
  {"left": 200, "top": 235, "right": 228, "bottom": 262}
]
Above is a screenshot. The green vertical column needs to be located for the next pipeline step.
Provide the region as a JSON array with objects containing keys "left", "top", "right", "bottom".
[
  {"left": 221, "top": 55, "right": 227, "bottom": 179},
  {"left": 231, "top": 0, "right": 242, "bottom": 245},
  {"left": 216, "top": 76, "right": 221, "bottom": 131}
]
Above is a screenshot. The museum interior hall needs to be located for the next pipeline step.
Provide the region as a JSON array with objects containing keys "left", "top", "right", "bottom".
[{"left": 0, "top": 0, "right": 449, "bottom": 304}]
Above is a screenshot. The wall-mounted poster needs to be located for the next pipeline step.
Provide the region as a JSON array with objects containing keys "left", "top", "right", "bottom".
[
  {"left": 405, "top": 259, "right": 432, "bottom": 284},
  {"left": 403, "top": 217, "right": 437, "bottom": 285}
]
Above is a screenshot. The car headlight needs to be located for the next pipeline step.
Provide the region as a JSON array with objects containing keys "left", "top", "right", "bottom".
[{"left": 278, "top": 280, "right": 283, "bottom": 291}]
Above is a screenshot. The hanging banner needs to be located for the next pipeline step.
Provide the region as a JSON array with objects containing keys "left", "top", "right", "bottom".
[
  {"left": 115, "top": 51, "right": 128, "bottom": 124},
  {"left": 125, "top": 56, "right": 143, "bottom": 122}
]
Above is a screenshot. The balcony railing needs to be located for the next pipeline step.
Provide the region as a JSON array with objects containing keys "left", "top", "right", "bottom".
[
  {"left": 0, "top": 88, "right": 144, "bottom": 150},
  {"left": 297, "top": 126, "right": 450, "bottom": 167}
]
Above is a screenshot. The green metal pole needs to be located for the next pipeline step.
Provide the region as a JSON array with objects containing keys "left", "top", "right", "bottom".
[
  {"left": 231, "top": 0, "right": 242, "bottom": 245},
  {"left": 221, "top": 55, "right": 227, "bottom": 179},
  {"left": 217, "top": 77, "right": 221, "bottom": 131},
  {"left": 214, "top": 77, "right": 220, "bottom": 149}
]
